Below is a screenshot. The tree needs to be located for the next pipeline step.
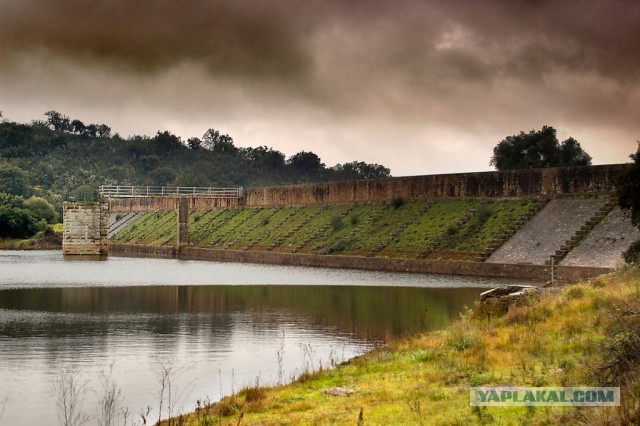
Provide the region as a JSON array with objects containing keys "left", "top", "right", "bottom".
[
  {"left": 490, "top": 126, "right": 592, "bottom": 170},
  {"left": 44, "top": 110, "right": 71, "bottom": 132},
  {"left": 172, "top": 172, "right": 211, "bottom": 187},
  {"left": 617, "top": 143, "right": 640, "bottom": 228},
  {"left": 0, "top": 164, "right": 32, "bottom": 197},
  {"left": 331, "top": 161, "right": 391, "bottom": 180},
  {"left": 148, "top": 167, "right": 176, "bottom": 186},
  {"left": 202, "top": 129, "right": 237, "bottom": 154},
  {"left": 240, "top": 146, "right": 286, "bottom": 171},
  {"left": 287, "top": 151, "right": 325, "bottom": 175},
  {"left": 187, "top": 137, "right": 202, "bottom": 150},
  {"left": 0, "top": 193, "right": 42, "bottom": 238},
  {"left": 25, "top": 196, "right": 58, "bottom": 223},
  {"left": 153, "top": 131, "right": 182, "bottom": 155},
  {"left": 71, "top": 119, "right": 86, "bottom": 135}
]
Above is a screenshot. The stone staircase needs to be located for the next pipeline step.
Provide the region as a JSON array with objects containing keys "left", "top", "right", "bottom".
[
  {"left": 475, "top": 199, "right": 549, "bottom": 262},
  {"left": 291, "top": 205, "right": 356, "bottom": 253},
  {"left": 266, "top": 205, "right": 329, "bottom": 251},
  {"left": 416, "top": 206, "right": 478, "bottom": 260},
  {"left": 545, "top": 198, "right": 617, "bottom": 265},
  {"left": 108, "top": 212, "right": 144, "bottom": 238},
  {"left": 366, "top": 202, "right": 432, "bottom": 257}
]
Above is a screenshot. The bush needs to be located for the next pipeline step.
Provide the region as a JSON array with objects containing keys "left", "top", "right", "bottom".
[
  {"left": 25, "top": 196, "right": 58, "bottom": 223},
  {"left": 391, "top": 196, "right": 405, "bottom": 209},
  {"left": 623, "top": 240, "right": 640, "bottom": 265},
  {"left": 330, "top": 214, "right": 343, "bottom": 231},
  {"left": 329, "top": 239, "right": 349, "bottom": 254},
  {"left": 476, "top": 204, "right": 492, "bottom": 224}
]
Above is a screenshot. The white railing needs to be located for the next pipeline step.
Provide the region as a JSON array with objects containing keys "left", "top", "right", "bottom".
[{"left": 99, "top": 185, "right": 242, "bottom": 199}]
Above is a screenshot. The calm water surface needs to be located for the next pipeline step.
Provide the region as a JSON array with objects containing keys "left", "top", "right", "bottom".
[{"left": 0, "top": 251, "right": 535, "bottom": 425}]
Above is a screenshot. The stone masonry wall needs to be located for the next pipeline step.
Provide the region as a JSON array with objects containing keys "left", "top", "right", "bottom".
[
  {"left": 106, "top": 164, "right": 629, "bottom": 212},
  {"left": 63, "top": 202, "right": 108, "bottom": 255},
  {"left": 242, "top": 164, "right": 628, "bottom": 207}
]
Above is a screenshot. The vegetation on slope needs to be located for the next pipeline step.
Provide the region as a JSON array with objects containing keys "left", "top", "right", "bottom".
[
  {"left": 112, "top": 199, "right": 536, "bottom": 261},
  {"left": 165, "top": 267, "right": 640, "bottom": 425}
]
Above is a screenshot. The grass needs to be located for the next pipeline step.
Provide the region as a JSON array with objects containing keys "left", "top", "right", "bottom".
[
  {"left": 109, "top": 198, "right": 540, "bottom": 259},
  {"left": 163, "top": 267, "right": 640, "bottom": 425}
]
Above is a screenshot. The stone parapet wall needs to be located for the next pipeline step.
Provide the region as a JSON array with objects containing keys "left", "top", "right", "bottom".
[
  {"left": 109, "top": 243, "right": 612, "bottom": 283},
  {"left": 242, "top": 164, "right": 628, "bottom": 207},
  {"left": 105, "top": 164, "right": 628, "bottom": 212},
  {"left": 107, "top": 196, "right": 239, "bottom": 213}
]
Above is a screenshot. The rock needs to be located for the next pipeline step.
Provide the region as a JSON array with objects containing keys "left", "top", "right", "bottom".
[
  {"left": 323, "top": 387, "right": 356, "bottom": 396},
  {"left": 479, "top": 285, "right": 541, "bottom": 317}
]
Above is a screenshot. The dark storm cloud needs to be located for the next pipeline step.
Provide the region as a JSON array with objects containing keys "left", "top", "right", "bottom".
[{"left": 1, "top": 0, "right": 639, "bottom": 174}]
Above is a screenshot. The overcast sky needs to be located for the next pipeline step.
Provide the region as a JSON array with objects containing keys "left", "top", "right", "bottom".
[{"left": 1, "top": 0, "right": 639, "bottom": 176}]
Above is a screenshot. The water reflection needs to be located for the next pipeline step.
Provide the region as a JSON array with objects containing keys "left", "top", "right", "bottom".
[{"left": 0, "top": 285, "right": 481, "bottom": 341}]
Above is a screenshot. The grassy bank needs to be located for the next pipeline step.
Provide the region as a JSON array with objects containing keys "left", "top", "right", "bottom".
[
  {"left": 165, "top": 267, "right": 640, "bottom": 425},
  {"left": 112, "top": 199, "right": 537, "bottom": 261},
  {"left": 0, "top": 224, "right": 62, "bottom": 249}
]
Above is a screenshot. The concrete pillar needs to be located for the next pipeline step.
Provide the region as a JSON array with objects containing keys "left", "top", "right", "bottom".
[
  {"left": 177, "top": 198, "right": 189, "bottom": 247},
  {"left": 62, "top": 202, "right": 108, "bottom": 256}
]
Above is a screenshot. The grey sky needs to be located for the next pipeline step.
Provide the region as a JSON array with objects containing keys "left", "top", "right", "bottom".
[{"left": 1, "top": 0, "right": 639, "bottom": 175}]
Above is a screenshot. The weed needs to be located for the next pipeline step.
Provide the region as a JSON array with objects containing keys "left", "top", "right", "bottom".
[
  {"left": 567, "top": 285, "right": 586, "bottom": 300},
  {"left": 446, "top": 223, "right": 458, "bottom": 235},
  {"left": 330, "top": 214, "right": 344, "bottom": 231},
  {"left": 329, "top": 239, "right": 348, "bottom": 253},
  {"left": 447, "top": 331, "right": 478, "bottom": 351},
  {"left": 409, "top": 348, "right": 438, "bottom": 362},
  {"left": 97, "top": 364, "right": 123, "bottom": 426},
  {"left": 54, "top": 368, "right": 91, "bottom": 426},
  {"left": 350, "top": 215, "right": 360, "bottom": 226},
  {"left": 471, "top": 406, "right": 494, "bottom": 425},
  {"left": 391, "top": 197, "right": 405, "bottom": 209},
  {"left": 276, "top": 331, "right": 285, "bottom": 385},
  {"left": 239, "top": 383, "right": 267, "bottom": 404},
  {"left": 476, "top": 204, "right": 492, "bottom": 224}
]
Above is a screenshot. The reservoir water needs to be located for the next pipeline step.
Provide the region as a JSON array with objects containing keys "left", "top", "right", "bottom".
[{"left": 0, "top": 251, "right": 533, "bottom": 425}]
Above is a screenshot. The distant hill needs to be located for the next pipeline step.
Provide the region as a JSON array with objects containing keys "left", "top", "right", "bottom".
[{"left": 0, "top": 112, "right": 390, "bottom": 208}]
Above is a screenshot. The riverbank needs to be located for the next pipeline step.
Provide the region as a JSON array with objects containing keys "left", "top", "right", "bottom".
[
  {"left": 0, "top": 226, "right": 62, "bottom": 250},
  {"left": 166, "top": 267, "right": 640, "bottom": 425}
]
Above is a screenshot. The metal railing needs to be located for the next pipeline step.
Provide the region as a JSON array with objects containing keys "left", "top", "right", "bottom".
[{"left": 99, "top": 185, "right": 242, "bottom": 199}]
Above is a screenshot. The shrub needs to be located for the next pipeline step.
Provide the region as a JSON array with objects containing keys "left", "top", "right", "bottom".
[
  {"left": 350, "top": 215, "right": 360, "bottom": 226},
  {"left": 391, "top": 196, "right": 405, "bottom": 209},
  {"left": 330, "top": 214, "right": 343, "bottom": 231},
  {"left": 329, "top": 239, "right": 348, "bottom": 253},
  {"left": 476, "top": 204, "right": 492, "bottom": 224},
  {"left": 623, "top": 240, "right": 640, "bottom": 265}
]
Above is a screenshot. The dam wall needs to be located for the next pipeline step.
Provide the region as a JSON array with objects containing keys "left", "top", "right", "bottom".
[
  {"left": 241, "top": 164, "right": 628, "bottom": 208},
  {"left": 106, "top": 164, "right": 628, "bottom": 213}
]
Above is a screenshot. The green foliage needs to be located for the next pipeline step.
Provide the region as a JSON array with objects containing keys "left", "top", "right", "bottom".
[
  {"left": 0, "top": 115, "right": 392, "bottom": 202},
  {"left": 0, "top": 192, "right": 46, "bottom": 238},
  {"left": 24, "top": 196, "right": 58, "bottom": 223},
  {"left": 391, "top": 196, "right": 405, "bottom": 209},
  {"left": 490, "top": 126, "right": 592, "bottom": 170},
  {"left": 330, "top": 214, "right": 344, "bottom": 231},
  {"left": 617, "top": 143, "right": 640, "bottom": 229},
  {"left": 0, "top": 164, "right": 31, "bottom": 197},
  {"left": 623, "top": 240, "right": 640, "bottom": 265},
  {"left": 70, "top": 185, "right": 98, "bottom": 201}
]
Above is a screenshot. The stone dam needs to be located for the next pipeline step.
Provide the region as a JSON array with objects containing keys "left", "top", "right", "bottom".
[{"left": 69, "top": 164, "right": 638, "bottom": 282}]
